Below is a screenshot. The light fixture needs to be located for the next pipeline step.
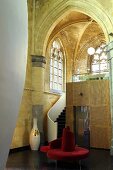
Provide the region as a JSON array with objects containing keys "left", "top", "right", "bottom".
[{"left": 87, "top": 47, "right": 95, "bottom": 55}]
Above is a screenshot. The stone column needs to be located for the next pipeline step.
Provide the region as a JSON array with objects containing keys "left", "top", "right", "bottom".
[
  {"left": 31, "top": 55, "right": 46, "bottom": 145},
  {"left": 107, "top": 41, "right": 113, "bottom": 155}
]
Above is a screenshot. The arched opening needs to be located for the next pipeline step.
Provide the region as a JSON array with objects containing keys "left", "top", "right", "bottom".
[
  {"left": 34, "top": 1, "right": 113, "bottom": 153},
  {"left": 9, "top": 0, "right": 113, "bottom": 157}
]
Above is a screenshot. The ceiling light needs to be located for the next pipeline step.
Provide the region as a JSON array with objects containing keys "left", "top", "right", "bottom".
[{"left": 87, "top": 47, "right": 95, "bottom": 55}]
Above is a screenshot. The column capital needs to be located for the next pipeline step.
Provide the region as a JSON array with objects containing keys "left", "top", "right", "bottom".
[{"left": 31, "top": 55, "right": 46, "bottom": 67}]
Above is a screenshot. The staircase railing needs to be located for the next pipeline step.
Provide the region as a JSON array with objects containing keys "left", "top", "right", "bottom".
[{"left": 47, "top": 92, "right": 66, "bottom": 142}]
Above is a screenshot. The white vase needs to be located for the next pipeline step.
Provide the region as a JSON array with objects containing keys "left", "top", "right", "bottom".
[{"left": 29, "top": 117, "right": 40, "bottom": 150}]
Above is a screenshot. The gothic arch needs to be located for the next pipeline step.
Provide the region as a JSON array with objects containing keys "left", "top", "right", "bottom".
[
  {"left": 35, "top": 0, "right": 113, "bottom": 154},
  {"left": 35, "top": 0, "right": 113, "bottom": 56}
]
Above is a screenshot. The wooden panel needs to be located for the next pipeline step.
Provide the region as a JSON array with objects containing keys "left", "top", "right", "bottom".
[
  {"left": 66, "top": 83, "right": 73, "bottom": 106},
  {"left": 90, "top": 106, "right": 111, "bottom": 126},
  {"left": 89, "top": 80, "right": 110, "bottom": 106},
  {"left": 89, "top": 80, "right": 111, "bottom": 149},
  {"left": 90, "top": 125, "right": 112, "bottom": 149},
  {"left": 66, "top": 80, "right": 111, "bottom": 149},
  {"left": 73, "top": 81, "right": 90, "bottom": 106}
]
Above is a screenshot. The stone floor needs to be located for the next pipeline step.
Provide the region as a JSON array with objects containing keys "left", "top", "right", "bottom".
[{"left": 5, "top": 148, "right": 113, "bottom": 170}]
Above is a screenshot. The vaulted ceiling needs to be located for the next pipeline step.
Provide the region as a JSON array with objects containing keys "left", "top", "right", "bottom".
[
  {"left": 48, "top": 11, "right": 105, "bottom": 74},
  {"left": 50, "top": 11, "right": 105, "bottom": 57}
]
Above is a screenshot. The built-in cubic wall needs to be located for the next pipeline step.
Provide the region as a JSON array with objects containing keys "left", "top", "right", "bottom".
[{"left": 66, "top": 80, "right": 111, "bottom": 149}]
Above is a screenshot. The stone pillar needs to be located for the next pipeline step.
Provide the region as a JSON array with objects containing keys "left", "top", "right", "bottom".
[
  {"left": 107, "top": 41, "right": 113, "bottom": 155},
  {"left": 31, "top": 55, "right": 46, "bottom": 145}
]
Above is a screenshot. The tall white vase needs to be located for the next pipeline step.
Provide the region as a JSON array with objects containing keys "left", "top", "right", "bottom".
[{"left": 29, "top": 117, "right": 40, "bottom": 150}]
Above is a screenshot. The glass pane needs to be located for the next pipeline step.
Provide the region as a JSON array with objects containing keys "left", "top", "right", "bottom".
[
  {"left": 53, "top": 41, "right": 60, "bottom": 49},
  {"left": 50, "top": 59, "right": 53, "bottom": 66},
  {"left": 58, "top": 84, "right": 62, "bottom": 90},
  {"left": 59, "top": 51, "right": 63, "bottom": 58},
  {"left": 50, "top": 74, "right": 53, "bottom": 81},
  {"left": 59, "top": 69, "right": 62, "bottom": 76},
  {"left": 50, "top": 66, "right": 53, "bottom": 74},
  {"left": 54, "top": 68, "right": 58, "bottom": 75},
  {"left": 59, "top": 77, "right": 63, "bottom": 84},
  {"left": 54, "top": 75, "right": 57, "bottom": 82},
  {"left": 92, "top": 64, "right": 99, "bottom": 72},
  {"left": 100, "top": 43, "right": 106, "bottom": 48},
  {"left": 94, "top": 54, "right": 99, "bottom": 60},
  {"left": 54, "top": 60, "right": 58, "bottom": 67},
  {"left": 96, "top": 47, "right": 102, "bottom": 54},
  {"left": 92, "top": 59, "right": 99, "bottom": 64},
  {"left": 50, "top": 48, "right": 54, "bottom": 55},
  {"left": 100, "top": 52, "right": 107, "bottom": 60},
  {"left": 50, "top": 81, "right": 53, "bottom": 89},
  {"left": 50, "top": 40, "right": 64, "bottom": 92},
  {"left": 53, "top": 83, "right": 58, "bottom": 90},
  {"left": 100, "top": 63, "right": 108, "bottom": 71},
  {"left": 100, "top": 59, "right": 106, "bottom": 64},
  {"left": 59, "top": 62, "right": 62, "bottom": 69},
  {"left": 54, "top": 48, "right": 58, "bottom": 56},
  {"left": 59, "top": 57, "right": 63, "bottom": 62}
]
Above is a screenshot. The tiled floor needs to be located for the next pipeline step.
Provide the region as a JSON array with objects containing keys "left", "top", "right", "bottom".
[{"left": 6, "top": 148, "right": 113, "bottom": 170}]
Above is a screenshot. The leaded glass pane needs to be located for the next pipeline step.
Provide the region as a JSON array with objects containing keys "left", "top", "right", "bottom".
[
  {"left": 54, "top": 60, "right": 58, "bottom": 67},
  {"left": 51, "top": 48, "right": 54, "bottom": 55},
  {"left": 54, "top": 75, "right": 57, "bottom": 82},
  {"left": 50, "top": 39, "right": 64, "bottom": 92},
  {"left": 54, "top": 48, "right": 58, "bottom": 57},
  {"left": 59, "top": 62, "right": 62, "bottom": 69},
  {"left": 50, "top": 66, "right": 53, "bottom": 74},
  {"left": 92, "top": 64, "right": 99, "bottom": 72},
  {"left": 100, "top": 63, "right": 108, "bottom": 71},
  {"left": 91, "top": 43, "right": 109, "bottom": 74},
  {"left": 58, "top": 84, "right": 62, "bottom": 90},
  {"left": 54, "top": 68, "right": 58, "bottom": 75},
  {"left": 53, "top": 82, "right": 58, "bottom": 89},
  {"left": 50, "top": 82, "right": 53, "bottom": 89},
  {"left": 59, "top": 69, "right": 62, "bottom": 76},
  {"left": 94, "top": 54, "right": 99, "bottom": 60},
  {"left": 50, "top": 59, "right": 53, "bottom": 66},
  {"left": 50, "top": 74, "right": 53, "bottom": 81},
  {"left": 100, "top": 52, "right": 107, "bottom": 60},
  {"left": 96, "top": 47, "right": 102, "bottom": 54},
  {"left": 59, "top": 77, "right": 62, "bottom": 84}
]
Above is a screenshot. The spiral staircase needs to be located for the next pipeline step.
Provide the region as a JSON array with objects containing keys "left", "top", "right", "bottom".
[{"left": 47, "top": 93, "right": 66, "bottom": 142}]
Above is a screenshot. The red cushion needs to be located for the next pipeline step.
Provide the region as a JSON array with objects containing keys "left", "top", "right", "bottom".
[
  {"left": 47, "top": 146, "right": 89, "bottom": 161},
  {"left": 61, "top": 128, "right": 75, "bottom": 152},
  {"left": 66, "top": 126, "right": 70, "bottom": 131},
  {"left": 40, "top": 145, "right": 50, "bottom": 152},
  {"left": 49, "top": 138, "right": 62, "bottom": 149}
]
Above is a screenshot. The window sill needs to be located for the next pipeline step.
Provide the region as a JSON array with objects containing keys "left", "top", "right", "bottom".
[{"left": 44, "top": 89, "right": 63, "bottom": 96}]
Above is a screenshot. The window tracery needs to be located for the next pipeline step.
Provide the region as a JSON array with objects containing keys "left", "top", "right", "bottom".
[
  {"left": 91, "top": 43, "right": 109, "bottom": 73},
  {"left": 50, "top": 40, "right": 64, "bottom": 93}
]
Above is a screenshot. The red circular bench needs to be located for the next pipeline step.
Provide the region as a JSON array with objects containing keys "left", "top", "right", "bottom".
[
  {"left": 47, "top": 146, "right": 89, "bottom": 161},
  {"left": 40, "top": 145, "right": 50, "bottom": 152},
  {"left": 40, "top": 126, "right": 89, "bottom": 164}
]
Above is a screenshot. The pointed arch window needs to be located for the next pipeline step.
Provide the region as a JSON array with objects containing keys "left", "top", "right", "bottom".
[
  {"left": 91, "top": 43, "right": 109, "bottom": 73},
  {"left": 50, "top": 40, "right": 64, "bottom": 93}
]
